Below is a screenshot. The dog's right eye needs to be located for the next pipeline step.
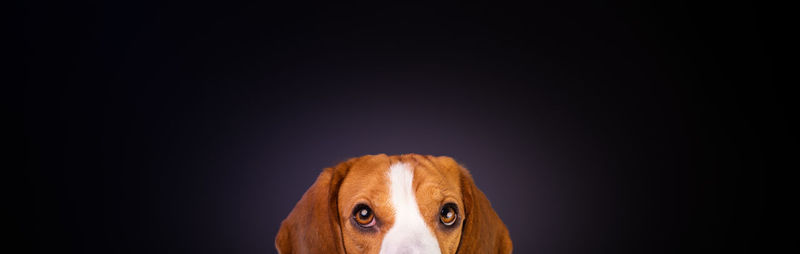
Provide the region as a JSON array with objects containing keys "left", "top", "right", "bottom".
[{"left": 353, "top": 204, "right": 376, "bottom": 227}]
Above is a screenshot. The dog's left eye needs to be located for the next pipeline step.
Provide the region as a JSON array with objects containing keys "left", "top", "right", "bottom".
[
  {"left": 440, "top": 203, "right": 458, "bottom": 226},
  {"left": 352, "top": 204, "right": 376, "bottom": 227}
]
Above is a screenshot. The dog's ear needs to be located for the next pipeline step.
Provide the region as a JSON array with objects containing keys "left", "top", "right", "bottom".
[
  {"left": 275, "top": 159, "right": 354, "bottom": 254},
  {"left": 457, "top": 163, "right": 513, "bottom": 254}
]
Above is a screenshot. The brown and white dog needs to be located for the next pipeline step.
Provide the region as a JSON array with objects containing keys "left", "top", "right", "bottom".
[{"left": 276, "top": 154, "right": 512, "bottom": 254}]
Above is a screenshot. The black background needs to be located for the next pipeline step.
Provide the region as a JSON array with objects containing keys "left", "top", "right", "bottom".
[{"left": 21, "top": 1, "right": 778, "bottom": 253}]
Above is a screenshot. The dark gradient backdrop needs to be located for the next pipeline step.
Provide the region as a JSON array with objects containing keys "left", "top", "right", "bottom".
[{"left": 21, "top": 1, "right": 778, "bottom": 254}]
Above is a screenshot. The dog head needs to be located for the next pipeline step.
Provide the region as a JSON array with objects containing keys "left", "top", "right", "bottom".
[{"left": 275, "top": 154, "right": 511, "bottom": 254}]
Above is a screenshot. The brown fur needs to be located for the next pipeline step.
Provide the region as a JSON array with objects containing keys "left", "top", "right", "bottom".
[{"left": 275, "top": 154, "right": 512, "bottom": 254}]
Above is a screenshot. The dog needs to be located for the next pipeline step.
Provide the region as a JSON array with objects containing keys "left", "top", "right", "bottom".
[{"left": 276, "top": 154, "right": 512, "bottom": 253}]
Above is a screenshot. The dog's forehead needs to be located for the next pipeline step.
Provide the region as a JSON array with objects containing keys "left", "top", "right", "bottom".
[
  {"left": 337, "top": 154, "right": 463, "bottom": 210},
  {"left": 342, "top": 154, "right": 462, "bottom": 191}
]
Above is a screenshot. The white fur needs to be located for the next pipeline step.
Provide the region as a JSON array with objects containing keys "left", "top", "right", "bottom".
[{"left": 379, "top": 162, "right": 441, "bottom": 254}]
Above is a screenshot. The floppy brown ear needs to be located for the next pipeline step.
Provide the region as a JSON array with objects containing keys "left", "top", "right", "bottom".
[
  {"left": 275, "top": 159, "right": 353, "bottom": 254},
  {"left": 458, "top": 167, "right": 513, "bottom": 254}
]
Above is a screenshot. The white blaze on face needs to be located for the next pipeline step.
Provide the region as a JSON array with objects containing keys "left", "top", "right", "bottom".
[{"left": 380, "top": 162, "right": 441, "bottom": 254}]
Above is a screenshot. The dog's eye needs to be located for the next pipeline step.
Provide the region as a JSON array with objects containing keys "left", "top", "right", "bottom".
[
  {"left": 353, "top": 204, "right": 375, "bottom": 227},
  {"left": 440, "top": 203, "right": 458, "bottom": 226}
]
